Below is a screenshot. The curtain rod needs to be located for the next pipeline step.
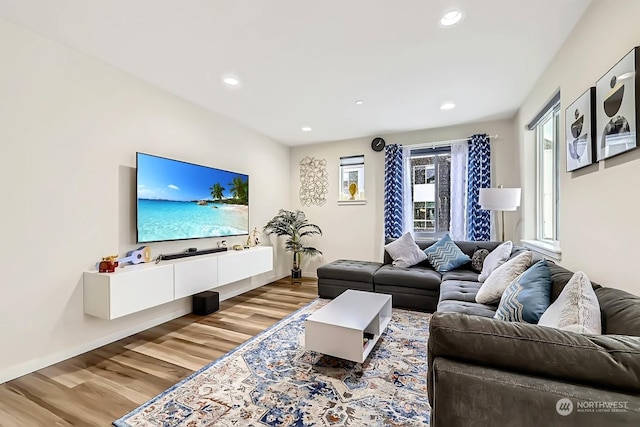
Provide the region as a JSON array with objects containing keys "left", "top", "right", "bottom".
[{"left": 405, "top": 134, "right": 499, "bottom": 150}]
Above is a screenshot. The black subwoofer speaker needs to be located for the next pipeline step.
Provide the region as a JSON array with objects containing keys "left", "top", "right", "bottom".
[{"left": 193, "top": 291, "right": 220, "bottom": 315}]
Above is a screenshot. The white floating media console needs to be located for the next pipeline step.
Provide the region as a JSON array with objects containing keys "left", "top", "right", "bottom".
[{"left": 83, "top": 246, "right": 273, "bottom": 320}]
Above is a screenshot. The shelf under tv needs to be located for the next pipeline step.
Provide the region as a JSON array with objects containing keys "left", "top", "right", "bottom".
[{"left": 83, "top": 246, "right": 273, "bottom": 320}]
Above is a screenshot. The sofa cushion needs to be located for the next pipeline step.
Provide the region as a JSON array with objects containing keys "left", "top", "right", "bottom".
[
  {"left": 494, "top": 259, "right": 552, "bottom": 324},
  {"left": 317, "top": 279, "right": 374, "bottom": 299},
  {"left": 429, "top": 312, "right": 640, "bottom": 395},
  {"left": 539, "top": 271, "right": 602, "bottom": 335},
  {"left": 451, "top": 241, "right": 502, "bottom": 257},
  {"left": 441, "top": 270, "right": 479, "bottom": 282},
  {"left": 429, "top": 358, "right": 640, "bottom": 427},
  {"left": 476, "top": 251, "right": 533, "bottom": 304},
  {"left": 439, "top": 280, "right": 484, "bottom": 303},
  {"left": 424, "top": 234, "right": 471, "bottom": 273},
  {"left": 547, "top": 261, "right": 601, "bottom": 302},
  {"left": 478, "top": 241, "right": 513, "bottom": 282},
  {"left": 437, "top": 300, "right": 497, "bottom": 317},
  {"left": 437, "top": 281, "right": 497, "bottom": 317},
  {"left": 317, "top": 259, "right": 382, "bottom": 283},
  {"left": 375, "top": 284, "right": 440, "bottom": 312},
  {"left": 596, "top": 287, "right": 640, "bottom": 337},
  {"left": 384, "top": 232, "right": 427, "bottom": 268},
  {"left": 373, "top": 264, "right": 441, "bottom": 292}
]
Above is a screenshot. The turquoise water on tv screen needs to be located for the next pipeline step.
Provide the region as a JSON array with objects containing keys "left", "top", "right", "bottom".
[
  {"left": 137, "top": 200, "right": 248, "bottom": 242},
  {"left": 136, "top": 152, "right": 249, "bottom": 242}
]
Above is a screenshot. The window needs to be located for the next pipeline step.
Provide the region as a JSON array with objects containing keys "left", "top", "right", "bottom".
[
  {"left": 338, "top": 155, "right": 365, "bottom": 202},
  {"left": 409, "top": 148, "right": 451, "bottom": 237},
  {"left": 522, "top": 92, "right": 561, "bottom": 260},
  {"left": 535, "top": 104, "right": 559, "bottom": 241}
]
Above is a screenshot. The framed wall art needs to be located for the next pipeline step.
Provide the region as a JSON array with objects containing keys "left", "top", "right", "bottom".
[
  {"left": 595, "top": 46, "right": 640, "bottom": 161},
  {"left": 565, "top": 87, "right": 596, "bottom": 172}
]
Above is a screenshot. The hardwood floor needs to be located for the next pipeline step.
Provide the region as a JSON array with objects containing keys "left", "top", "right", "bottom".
[{"left": 0, "top": 277, "right": 318, "bottom": 427}]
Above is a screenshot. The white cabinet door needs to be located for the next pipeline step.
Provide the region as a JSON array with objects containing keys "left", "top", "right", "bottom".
[
  {"left": 84, "top": 264, "right": 174, "bottom": 320},
  {"left": 174, "top": 255, "right": 219, "bottom": 299},
  {"left": 218, "top": 247, "right": 273, "bottom": 285}
]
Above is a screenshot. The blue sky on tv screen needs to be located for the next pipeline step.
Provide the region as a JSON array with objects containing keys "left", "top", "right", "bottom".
[{"left": 137, "top": 153, "right": 248, "bottom": 201}]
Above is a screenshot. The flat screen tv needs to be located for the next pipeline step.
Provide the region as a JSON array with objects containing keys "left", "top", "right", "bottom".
[{"left": 136, "top": 152, "right": 249, "bottom": 243}]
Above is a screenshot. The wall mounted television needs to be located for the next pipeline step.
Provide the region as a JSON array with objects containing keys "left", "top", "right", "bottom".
[{"left": 136, "top": 152, "right": 249, "bottom": 243}]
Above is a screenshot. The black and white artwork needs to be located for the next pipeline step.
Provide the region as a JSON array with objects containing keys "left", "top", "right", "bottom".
[
  {"left": 595, "top": 46, "right": 639, "bottom": 161},
  {"left": 565, "top": 87, "right": 596, "bottom": 172},
  {"left": 299, "top": 156, "right": 328, "bottom": 206}
]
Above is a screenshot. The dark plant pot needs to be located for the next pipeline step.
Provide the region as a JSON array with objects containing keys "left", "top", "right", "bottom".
[{"left": 291, "top": 268, "right": 302, "bottom": 279}]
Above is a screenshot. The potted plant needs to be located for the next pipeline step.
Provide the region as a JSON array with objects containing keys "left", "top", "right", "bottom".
[{"left": 264, "top": 209, "right": 322, "bottom": 279}]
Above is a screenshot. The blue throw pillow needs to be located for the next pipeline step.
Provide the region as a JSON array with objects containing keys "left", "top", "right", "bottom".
[
  {"left": 423, "top": 234, "right": 471, "bottom": 273},
  {"left": 494, "top": 259, "right": 552, "bottom": 323}
]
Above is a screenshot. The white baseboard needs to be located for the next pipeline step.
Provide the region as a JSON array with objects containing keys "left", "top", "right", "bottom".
[{"left": 0, "top": 307, "right": 191, "bottom": 385}]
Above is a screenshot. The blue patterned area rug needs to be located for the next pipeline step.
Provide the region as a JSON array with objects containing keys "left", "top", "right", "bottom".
[{"left": 113, "top": 299, "right": 431, "bottom": 426}]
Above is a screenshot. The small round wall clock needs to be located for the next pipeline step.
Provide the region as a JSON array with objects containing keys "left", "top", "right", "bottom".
[{"left": 371, "top": 137, "right": 386, "bottom": 152}]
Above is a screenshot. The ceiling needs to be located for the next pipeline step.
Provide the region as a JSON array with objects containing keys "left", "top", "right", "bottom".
[{"left": 0, "top": 0, "right": 591, "bottom": 146}]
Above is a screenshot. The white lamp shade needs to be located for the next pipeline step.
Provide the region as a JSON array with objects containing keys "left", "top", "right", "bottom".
[{"left": 479, "top": 187, "right": 521, "bottom": 211}]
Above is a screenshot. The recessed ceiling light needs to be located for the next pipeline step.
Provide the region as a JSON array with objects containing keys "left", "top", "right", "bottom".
[
  {"left": 222, "top": 75, "right": 240, "bottom": 86},
  {"left": 302, "top": 126, "right": 312, "bottom": 132},
  {"left": 355, "top": 100, "right": 364, "bottom": 105},
  {"left": 440, "top": 9, "right": 464, "bottom": 27},
  {"left": 440, "top": 102, "right": 456, "bottom": 110}
]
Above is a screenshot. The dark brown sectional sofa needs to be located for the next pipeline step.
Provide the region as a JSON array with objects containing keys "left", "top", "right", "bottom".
[{"left": 316, "top": 238, "right": 640, "bottom": 426}]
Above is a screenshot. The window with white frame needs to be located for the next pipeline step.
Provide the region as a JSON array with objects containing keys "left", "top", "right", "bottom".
[
  {"left": 338, "top": 155, "right": 365, "bottom": 202},
  {"left": 409, "top": 148, "right": 451, "bottom": 237},
  {"left": 535, "top": 103, "right": 560, "bottom": 242}
]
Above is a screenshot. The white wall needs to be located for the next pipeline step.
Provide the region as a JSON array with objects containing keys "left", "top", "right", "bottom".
[
  {"left": 290, "top": 118, "right": 518, "bottom": 276},
  {"left": 516, "top": 0, "right": 640, "bottom": 294},
  {"left": 0, "top": 18, "right": 290, "bottom": 382}
]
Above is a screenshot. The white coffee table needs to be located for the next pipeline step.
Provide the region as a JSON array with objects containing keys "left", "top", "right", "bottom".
[{"left": 305, "top": 290, "right": 392, "bottom": 363}]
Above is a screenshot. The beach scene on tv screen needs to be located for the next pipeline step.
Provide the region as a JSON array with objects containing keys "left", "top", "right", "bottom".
[{"left": 137, "top": 154, "right": 249, "bottom": 242}]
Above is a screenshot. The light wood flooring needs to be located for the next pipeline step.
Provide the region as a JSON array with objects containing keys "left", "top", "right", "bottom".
[{"left": 0, "top": 277, "right": 318, "bottom": 427}]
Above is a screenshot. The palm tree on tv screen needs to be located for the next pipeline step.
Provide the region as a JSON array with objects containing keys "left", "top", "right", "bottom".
[
  {"left": 210, "top": 183, "right": 225, "bottom": 201},
  {"left": 228, "top": 176, "right": 248, "bottom": 204}
]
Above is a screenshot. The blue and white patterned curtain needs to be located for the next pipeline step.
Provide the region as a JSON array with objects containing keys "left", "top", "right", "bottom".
[
  {"left": 466, "top": 134, "right": 491, "bottom": 241},
  {"left": 384, "top": 144, "right": 404, "bottom": 239}
]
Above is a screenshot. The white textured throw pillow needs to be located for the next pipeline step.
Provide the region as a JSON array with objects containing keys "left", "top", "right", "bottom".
[
  {"left": 478, "top": 241, "right": 513, "bottom": 282},
  {"left": 475, "top": 251, "right": 532, "bottom": 304},
  {"left": 538, "top": 271, "right": 602, "bottom": 335},
  {"left": 384, "top": 232, "right": 427, "bottom": 268}
]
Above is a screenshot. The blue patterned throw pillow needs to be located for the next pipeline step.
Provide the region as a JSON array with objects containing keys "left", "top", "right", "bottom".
[
  {"left": 494, "top": 259, "right": 552, "bottom": 323},
  {"left": 423, "top": 234, "right": 471, "bottom": 273}
]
